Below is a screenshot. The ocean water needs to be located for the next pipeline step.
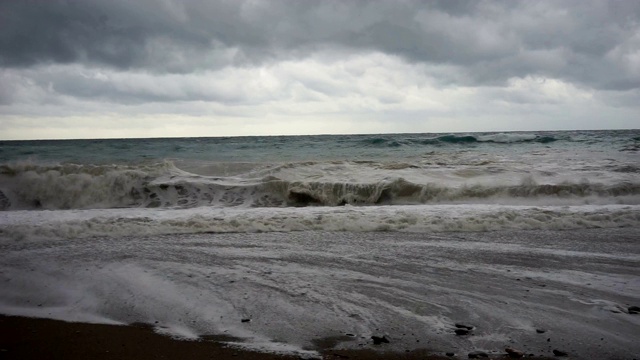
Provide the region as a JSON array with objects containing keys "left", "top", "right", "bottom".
[
  {"left": 2, "top": 130, "right": 640, "bottom": 210},
  {"left": 1, "top": 130, "right": 639, "bottom": 234},
  {"left": 1, "top": 130, "right": 640, "bottom": 358}
]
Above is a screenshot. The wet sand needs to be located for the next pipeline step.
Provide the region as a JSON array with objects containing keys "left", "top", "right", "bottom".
[{"left": 0, "top": 315, "right": 462, "bottom": 360}]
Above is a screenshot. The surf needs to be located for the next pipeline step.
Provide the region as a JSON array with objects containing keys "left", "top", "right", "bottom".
[{"left": 1, "top": 160, "right": 639, "bottom": 210}]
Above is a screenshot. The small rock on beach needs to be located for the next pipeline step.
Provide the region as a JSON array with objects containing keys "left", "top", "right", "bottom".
[
  {"left": 468, "top": 350, "right": 489, "bottom": 358},
  {"left": 371, "top": 335, "right": 390, "bottom": 345},
  {"left": 505, "top": 347, "right": 524, "bottom": 358},
  {"left": 455, "top": 323, "right": 475, "bottom": 330},
  {"left": 553, "top": 349, "right": 568, "bottom": 357}
]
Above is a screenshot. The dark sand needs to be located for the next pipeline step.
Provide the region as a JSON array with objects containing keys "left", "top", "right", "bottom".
[{"left": 0, "top": 315, "right": 472, "bottom": 359}]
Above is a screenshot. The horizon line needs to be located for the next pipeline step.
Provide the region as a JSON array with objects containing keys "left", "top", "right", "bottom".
[{"left": 1, "top": 127, "right": 637, "bottom": 142}]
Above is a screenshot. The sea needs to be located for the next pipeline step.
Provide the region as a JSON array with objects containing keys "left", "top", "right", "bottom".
[{"left": 1, "top": 130, "right": 639, "bottom": 358}]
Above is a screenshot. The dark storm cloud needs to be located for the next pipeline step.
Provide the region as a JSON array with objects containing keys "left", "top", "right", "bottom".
[
  {"left": 0, "top": 0, "right": 217, "bottom": 71},
  {"left": 1, "top": 0, "right": 640, "bottom": 90}
]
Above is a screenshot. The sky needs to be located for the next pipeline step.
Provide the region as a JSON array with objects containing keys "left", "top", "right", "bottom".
[{"left": 1, "top": 0, "right": 639, "bottom": 140}]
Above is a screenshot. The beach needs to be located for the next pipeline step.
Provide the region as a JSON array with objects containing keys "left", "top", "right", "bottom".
[{"left": 1, "top": 227, "right": 638, "bottom": 359}]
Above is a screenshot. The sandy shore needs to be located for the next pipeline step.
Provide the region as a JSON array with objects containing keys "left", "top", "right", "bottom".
[{"left": 0, "top": 315, "right": 476, "bottom": 360}]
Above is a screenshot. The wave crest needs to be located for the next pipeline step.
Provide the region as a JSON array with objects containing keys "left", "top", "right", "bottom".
[{"left": 1, "top": 160, "right": 638, "bottom": 210}]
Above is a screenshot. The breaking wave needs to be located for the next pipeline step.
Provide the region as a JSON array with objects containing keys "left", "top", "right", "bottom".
[{"left": 1, "top": 161, "right": 639, "bottom": 210}]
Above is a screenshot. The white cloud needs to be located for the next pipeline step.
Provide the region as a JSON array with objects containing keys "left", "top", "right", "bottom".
[{"left": 2, "top": 50, "right": 635, "bottom": 140}]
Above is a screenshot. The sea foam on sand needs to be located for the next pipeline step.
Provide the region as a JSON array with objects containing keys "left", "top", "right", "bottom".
[{"left": 1, "top": 223, "right": 639, "bottom": 359}]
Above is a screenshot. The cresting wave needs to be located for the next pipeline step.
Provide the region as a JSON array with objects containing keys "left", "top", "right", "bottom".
[{"left": 1, "top": 161, "right": 640, "bottom": 210}]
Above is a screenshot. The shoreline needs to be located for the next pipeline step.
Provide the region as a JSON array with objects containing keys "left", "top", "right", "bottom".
[
  {"left": 0, "top": 315, "right": 469, "bottom": 360},
  {"left": 3, "top": 228, "right": 639, "bottom": 359}
]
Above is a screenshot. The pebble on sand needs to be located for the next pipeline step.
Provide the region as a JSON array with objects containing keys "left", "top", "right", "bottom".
[
  {"left": 553, "top": 349, "right": 568, "bottom": 357},
  {"left": 468, "top": 350, "right": 489, "bottom": 358},
  {"left": 455, "top": 323, "right": 475, "bottom": 330},
  {"left": 505, "top": 347, "right": 525, "bottom": 358},
  {"left": 371, "top": 335, "right": 390, "bottom": 345}
]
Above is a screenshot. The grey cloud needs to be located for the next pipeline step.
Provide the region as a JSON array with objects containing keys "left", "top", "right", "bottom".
[
  {"left": 24, "top": 67, "right": 258, "bottom": 105},
  {"left": 1, "top": 1, "right": 145, "bottom": 68},
  {"left": 1, "top": 0, "right": 640, "bottom": 91},
  {"left": 596, "top": 89, "right": 640, "bottom": 108}
]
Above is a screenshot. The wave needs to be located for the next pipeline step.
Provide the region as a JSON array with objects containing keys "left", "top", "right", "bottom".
[
  {"left": 361, "top": 133, "right": 560, "bottom": 147},
  {"left": 274, "top": 178, "right": 640, "bottom": 207},
  {"left": 362, "top": 137, "right": 405, "bottom": 147},
  {"left": 1, "top": 162, "right": 639, "bottom": 210},
  {"left": 425, "top": 133, "right": 560, "bottom": 145}
]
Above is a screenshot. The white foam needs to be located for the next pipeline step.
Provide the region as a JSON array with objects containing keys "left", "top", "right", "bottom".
[
  {"left": 1, "top": 204, "right": 639, "bottom": 240},
  {"left": 224, "top": 341, "right": 321, "bottom": 359}
]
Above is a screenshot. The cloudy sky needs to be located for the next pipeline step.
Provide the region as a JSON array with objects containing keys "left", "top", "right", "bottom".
[{"left": 1, "top": 0, "right": 639, "bottom": 139}]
